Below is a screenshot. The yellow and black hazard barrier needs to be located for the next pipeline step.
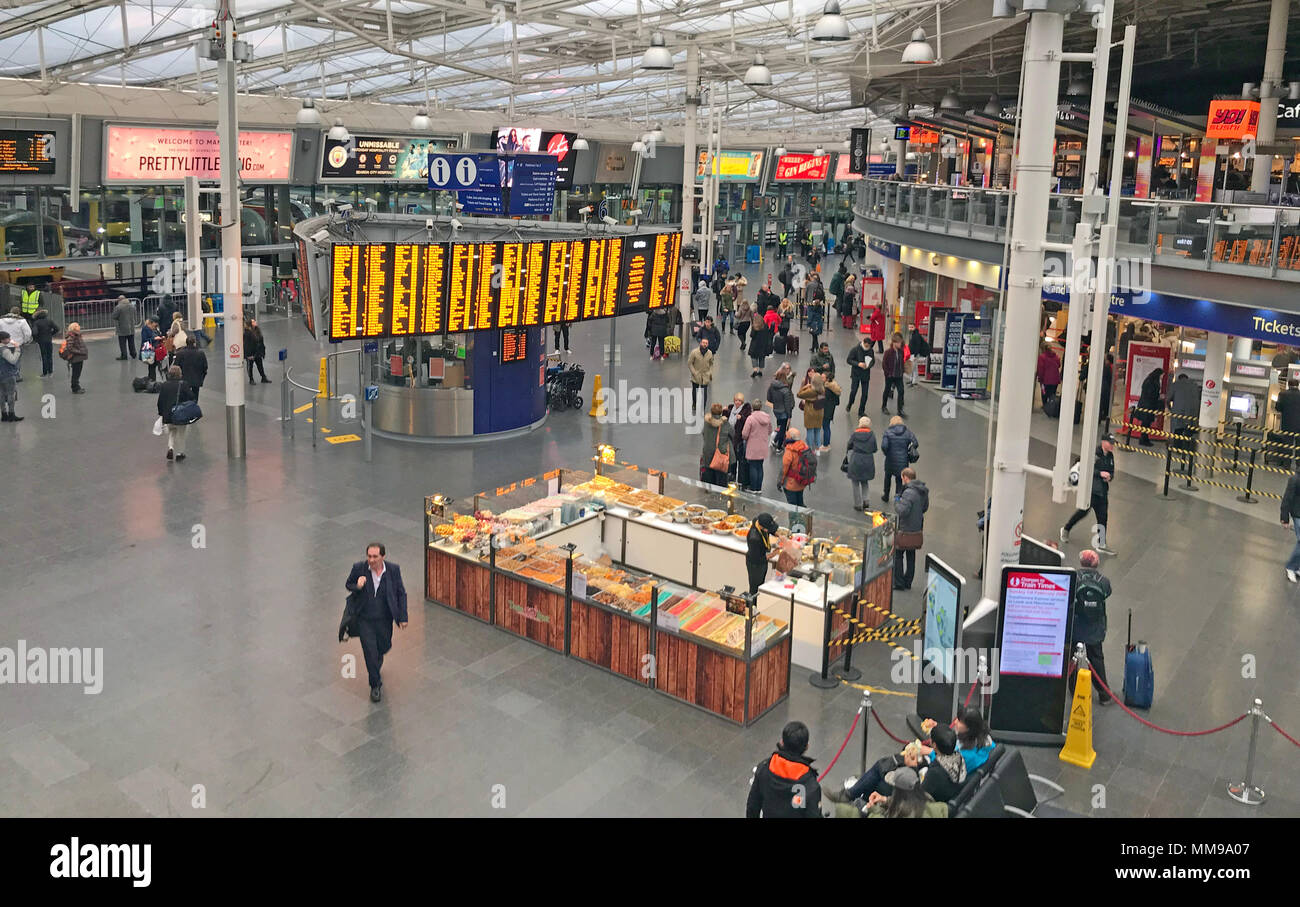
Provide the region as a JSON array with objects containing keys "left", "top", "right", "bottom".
[{"left": 811, "top": 598, "right": 921, "bottom": 690}]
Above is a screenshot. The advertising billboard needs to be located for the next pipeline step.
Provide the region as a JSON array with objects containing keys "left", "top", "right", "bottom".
[{"left": 104, "top": 125, "right": 293, "bottom": 184}]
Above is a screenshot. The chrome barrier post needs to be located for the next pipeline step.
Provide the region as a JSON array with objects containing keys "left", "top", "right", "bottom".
[
  {"left": 858, "top": 691, "right": 872, "bottom": 776},
  {"left": 1227, "top": 699, "right": 1267, "bottom": 805}
]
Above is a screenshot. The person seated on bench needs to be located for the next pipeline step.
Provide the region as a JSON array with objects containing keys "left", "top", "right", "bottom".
[
  {"left": 954, "top": 707, "right": 996, "bottom": 773},
  {"left": 827, "top": 726, "right": 967, "bottom": 812},
  {"left": 825, "top": 739, "right": 929, "bottom": 806},
  {"left": 862, "top": 767, "right": 949, "bottom": 819}
]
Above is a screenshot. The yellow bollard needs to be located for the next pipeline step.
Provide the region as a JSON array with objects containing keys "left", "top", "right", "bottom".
[
  {"left": 588, "top": 373, "right": 606, "bottom": 418},
  {"left": 1058, "top": 668, "right": 1097, "bottom": 768},
  {"left": 317, "top": 357, "right": 330, "bottom": 399}
]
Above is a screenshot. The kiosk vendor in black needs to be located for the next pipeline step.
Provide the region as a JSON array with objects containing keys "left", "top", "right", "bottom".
[{"left": 746, "top": 512, "right": 781, "bottom": 596}]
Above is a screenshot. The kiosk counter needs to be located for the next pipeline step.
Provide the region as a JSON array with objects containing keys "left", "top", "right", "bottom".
[{"left": 423, "top": 465, "right": 894, "bottom": 723}]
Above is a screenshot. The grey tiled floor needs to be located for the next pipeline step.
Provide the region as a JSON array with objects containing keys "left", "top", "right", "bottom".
[{"left": 2, "top": 256, "right": 1298, "bottom": 817}]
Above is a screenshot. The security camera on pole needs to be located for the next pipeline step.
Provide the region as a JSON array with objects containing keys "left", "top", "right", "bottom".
[{"left": 200, "top": 2, "right": 252, "bottom": 459}]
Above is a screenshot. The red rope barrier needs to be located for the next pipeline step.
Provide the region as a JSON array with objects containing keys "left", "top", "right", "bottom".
[
  {"left": 961, "top": 679, "right": 979, "bottom": 709},
  {"left": 1271, "top": 719, "right": 1300, "bottom": 748},
  {"left": 1089, "top": 672, "right": 1248, "bottom": 736},
  {"left": 817, "top": 710, "right": 861, "bottom": 782},
  {"left": 872, "top": 708, "right": 909, "bottom": 745}
]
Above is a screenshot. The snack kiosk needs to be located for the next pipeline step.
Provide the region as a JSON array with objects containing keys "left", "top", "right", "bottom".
[{"left": 424, "top": 463, "right": 896, "bottom": 723}]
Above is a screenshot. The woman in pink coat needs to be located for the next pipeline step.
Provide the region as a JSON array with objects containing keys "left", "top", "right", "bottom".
[
  {"left": 741, "top": 399, "right": 775, "bottom": 493},
  {"left": 869, "top": 307, "right": 886, "bottom": 353}
]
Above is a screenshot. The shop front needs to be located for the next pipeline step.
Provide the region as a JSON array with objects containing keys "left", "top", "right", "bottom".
[{"left": 423, "top": 463, "right": 896, "bottom": 723}]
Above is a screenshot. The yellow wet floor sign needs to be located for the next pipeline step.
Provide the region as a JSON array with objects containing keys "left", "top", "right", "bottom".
[
  {"left": 1059, "top": 668, "right": 1097, "bottom": 768},
  {"left": 326, "top": 434, "right": 361, "bottom": 444}
]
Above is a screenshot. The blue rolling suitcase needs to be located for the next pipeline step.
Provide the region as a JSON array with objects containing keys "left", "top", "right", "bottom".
[{"left": 1122, "top": 610, "right": 1154, "bottom": 709}]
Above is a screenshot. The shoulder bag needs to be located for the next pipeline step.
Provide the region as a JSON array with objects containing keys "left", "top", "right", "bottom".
[
  {"left": 895, "top": 530, "right": 924, "bottom": 550},
  {"left": 170, "top": 398, "right": 203, "bottom": 425},
  {"left": 709, "top": 425, "right": 730, "bottom": 472}
]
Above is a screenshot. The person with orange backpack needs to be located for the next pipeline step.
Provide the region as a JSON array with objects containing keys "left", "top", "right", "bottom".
[{"left": 780, "top": 427, "right": 817, "bottom": 507}]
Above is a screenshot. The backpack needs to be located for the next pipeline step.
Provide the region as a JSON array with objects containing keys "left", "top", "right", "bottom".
[
  {"left": 1073, "top": 574, "right": 1109, "bottom": 641},
  {"left": 58, "top": 338, "right": 71, "bottom": 361},
  {"left": 906, "top": 437, "right": 920, "bottom": 463},
  {"left": 788, "top": 446, "right": 818, "bottom": 487}
]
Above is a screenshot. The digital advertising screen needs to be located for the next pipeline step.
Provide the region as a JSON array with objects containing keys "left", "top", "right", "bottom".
[
  {"left": 491, "top": 128, "right": 578, "bottom": 189},
  {"left": 327, "top": 233, "right": 678, "bottom": 341},
  {"left": 990, "top": 565, "right": 1078, "bottom": 744},
  {"left": 319, "top": 134, "right": 457, "bottom": 181},
  {"left": 917, "top": 554, "right": 964, "bottom": 725},
  {"left": 105, "top": 125, "right": 293, "bottom": 183},
  {"left": 0, "top": 130, "right": 56, "bottom": 174}
]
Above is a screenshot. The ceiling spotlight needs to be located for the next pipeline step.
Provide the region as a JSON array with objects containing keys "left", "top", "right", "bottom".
[
  {"left": 650, "top": 124, "right": 665, "bottom": 143},
  {"left": 901, "top": 28, "right": 936, "bottom": 64},
  {"left": 1067, "top": 76, "right": 1089, "bottom": 97},
  {"left": 327, "top": 118, "right": 349, "bottom": 142},
  {"left": 983, "top": 95, "right": 1002, "bottom": 117},
  {"left": 744, "top": 52, "right": 773, "bottom": 87},
  {"left": 814, "top": 146, "right": 825, "bottom": 156},
  {"left": 572, "top": 136, "right": 590, "bottom": 151},
  {"left": 812, "top": 0, "right": 850, "bottom": 42},
  {"left": 939, "top": 89, "right": 961, "bottom": 110},
  {"left": 774, "top": 146, "right": 787, "bottom": 156},
  {"left": 410, "top": 108, "right": 431, "bottom": 131},
  {"left": 631, "top": 140, "right": 646, "bottom": 154},
  {"left": 296, "top": 98, "right": 322, "bottom": 126},
  {"left": 642, "top": 32, "right": 674, "bottom": 70}
]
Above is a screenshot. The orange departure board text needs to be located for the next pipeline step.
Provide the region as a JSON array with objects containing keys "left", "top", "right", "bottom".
[
  {"left": 446, "top": 243, "right": 475, "bottom": 333},
  {"left": 501, "top": 327, "right": 528, "bottom": 362},
  {"left": 327, "top": 233, "right": 680, "bottom": 340}
]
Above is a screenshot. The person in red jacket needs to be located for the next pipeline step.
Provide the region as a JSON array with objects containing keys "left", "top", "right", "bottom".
[
  {"left": 869, "top": 306, "right": 886, "bottom": 353},
  {"left": 1037, "top": 343, "right": 1062, "bottom": 407}
]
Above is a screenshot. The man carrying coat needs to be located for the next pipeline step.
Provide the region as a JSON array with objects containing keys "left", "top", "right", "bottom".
[{"left": 345, "top": 543, "right": 409, "bottom": 702}]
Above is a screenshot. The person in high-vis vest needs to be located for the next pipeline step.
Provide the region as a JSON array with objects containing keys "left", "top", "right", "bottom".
[
  {"left": 20, "top": 285, "right": 40, "bottom": 325},
  {"left": 777, "top": 231, "right": 788, "bottom": 259}
]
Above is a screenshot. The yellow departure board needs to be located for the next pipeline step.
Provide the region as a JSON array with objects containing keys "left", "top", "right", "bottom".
[{"left": 327, "top": 233, "right": 680, "bottom": 340}]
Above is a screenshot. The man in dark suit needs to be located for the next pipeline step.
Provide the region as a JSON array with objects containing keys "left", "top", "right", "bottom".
[{"left": 345, "top": 542, "right": 409, "bottom": 702}]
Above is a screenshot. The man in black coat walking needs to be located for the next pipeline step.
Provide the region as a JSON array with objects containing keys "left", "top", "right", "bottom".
[
  {"left": 1061, "top": 436, "right": 1116, "bottom": 555},
  {"left": 345, "top": 543, "right": 409, "bottom": 702},
  {"left": 174, "top": 336, "right": 208, "bottom": 401}
]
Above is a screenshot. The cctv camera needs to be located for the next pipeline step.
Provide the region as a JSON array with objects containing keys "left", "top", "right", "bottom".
[
  {"left": 310, "top": 228, "right": 330, "bottom": 243},
  {"left": 425, "top": 217, "right": 435, "bottom": 230},
  {"left": 578, "top": 205, "right": 594, "bottom": 214},
  {"left": 337, "top": 203, "right": 353, "bottom": 215},
  {"left": 451, "top": 218, "right": 463, "bottom": 230},
  {"left": 628, "top": 208, "right": 644, "bottom": 217},
  {"left": 602, "top": 215, "right": 618, "bottom": 226}
]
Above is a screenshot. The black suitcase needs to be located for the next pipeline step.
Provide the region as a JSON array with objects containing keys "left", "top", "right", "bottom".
[
  {"left": 1042, "top": 395, "right": 1061, "bottom": 418},
  {"left": 132, "top": 376, "right": 150, "bottom": 393},
  {"left": 786, "top": 335, "right": 800, "bottom": 355}
]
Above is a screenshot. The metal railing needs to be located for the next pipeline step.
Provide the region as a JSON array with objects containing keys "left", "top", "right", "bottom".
[{"left": 856, "top": 178, "right": 1300, "bottom": 282}]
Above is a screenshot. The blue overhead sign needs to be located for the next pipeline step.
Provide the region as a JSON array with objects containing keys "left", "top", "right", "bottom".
[
  {"left": 427, "top": 152, "right": 499, "bottom": 190},
  {"left": 507, "top": 155, "right": 559, "bottom": 216},
  {"left": 1042, "top": 285, "right": 1300, "bottom": 346},
  {"left": 867, "top": 163, "right": 896, "bottom": 177}
]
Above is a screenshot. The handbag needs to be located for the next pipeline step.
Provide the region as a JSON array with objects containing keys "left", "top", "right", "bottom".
[
  {"left": 840, "top": 454, "right": 849, "bottom": 474},
  {"left": 708, "top": 425, "right": 730, "bottom": 472},
  {"left": 170, "top": 399, "right": 202, "bottom": 425},
  {"left": 895, "top": 530, "right": 924, "bottom": 550}
]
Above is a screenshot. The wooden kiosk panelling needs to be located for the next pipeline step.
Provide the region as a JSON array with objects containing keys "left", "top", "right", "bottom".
[
  {"left": 655, "top": 631, "right": 748, "bottom": 723},
  {"left": 426, "top": 546, "right": 492, "bottom": 622},
  {"left": 747, "top": 638, "right": 792, "bottom": 718},
  {"left": 495, "top": 574, "right": 567, "bottom": 651},
  {"left": 569, "top": 598, "right": 652, "bottom": 681}
]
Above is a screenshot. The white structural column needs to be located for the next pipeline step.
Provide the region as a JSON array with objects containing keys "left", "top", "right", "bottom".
[
  {"left": 893, "top": 86, "right": 909, "bottom": 177},
  {"left": 217, "top": 8, "right": 246, "bottom": 458},
  {"left": 1051, "top": 0, "right": 1113, "bottom": 501},
  {"left": 1252, "top": 0, "right": 1291, "bottom": 194},
  {"left": 982, "top": 9, "right": 1065, "bottom": 601},
  {"left": 680, "top": 41, "right": 699, "bottom": 307},
  {"left": 1201, "top": 332, "right": 1229, "bottom": 431}
]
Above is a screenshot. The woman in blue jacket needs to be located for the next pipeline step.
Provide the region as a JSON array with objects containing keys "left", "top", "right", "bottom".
[
  {"left": 140, "top": 318, "right": 161, "bottom": 382},
  {"left": 953, "top": 707, "right": 996, "bottom": 773}
]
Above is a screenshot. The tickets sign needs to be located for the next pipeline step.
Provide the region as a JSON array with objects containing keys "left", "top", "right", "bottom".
[
  {"left": 1206, "top": 100, "right": 1260, "bottom": 140},
  {"left": 328, "top": 232, "right": 681, "bottom": 341},
  {"left": 773, "top": 153, "right": 831, "bottom": 181},
  {"left": 104, "top": 125, "right": 293, "bottom": 183}
]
